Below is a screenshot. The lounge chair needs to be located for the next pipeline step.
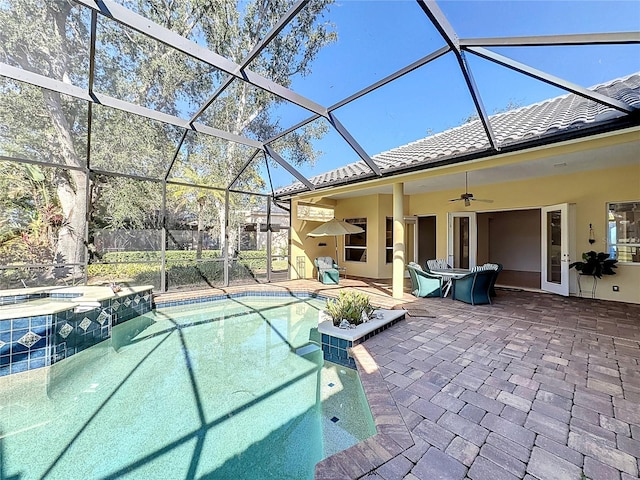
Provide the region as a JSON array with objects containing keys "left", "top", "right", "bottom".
[
  {"left": 314, "top": 256, "right": 340, "bottom": 284},
  {"left": 407, "top": 262, "right": 443, "bottom": 297},
  {"left": 451, "top": 270, "right": 494, "bottom": 305}
]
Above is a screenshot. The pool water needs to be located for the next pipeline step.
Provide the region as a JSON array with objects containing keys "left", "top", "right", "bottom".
[{"left": 0, "top": 296, "right": 375, "bottom": 479}]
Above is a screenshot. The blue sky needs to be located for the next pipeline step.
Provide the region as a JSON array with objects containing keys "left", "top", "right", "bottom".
[{"left": 255, "top": 0, "right": 640, "bottom": 191}]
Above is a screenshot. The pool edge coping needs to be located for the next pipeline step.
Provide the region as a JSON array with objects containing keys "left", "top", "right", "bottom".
[{"left": 314, "top": 343, "right": 413, "bottom": 479}]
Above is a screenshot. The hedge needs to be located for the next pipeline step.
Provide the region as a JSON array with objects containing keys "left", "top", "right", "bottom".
[{"left": 87, "top": 250, "right": 288, "bottom": 288}]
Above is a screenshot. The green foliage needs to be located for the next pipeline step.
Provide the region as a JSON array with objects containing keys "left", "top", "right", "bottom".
[
  {"left": 98, "top": 250, "right": 221, "bottom": 263},
  {"left": 0, "top": 162, "right": 63, "bottom": 264},
  {"left": 325, "top": 291, "right": 373, "bottom": 327},
  {"left": 1, "top": 1, "right": 336, "bottom": 268},
  {"left": 569, "top": 251, "right": 618, "bottom": 278},
  {"left": 86, "top": 249, "right": 278, "bottom": 288}
]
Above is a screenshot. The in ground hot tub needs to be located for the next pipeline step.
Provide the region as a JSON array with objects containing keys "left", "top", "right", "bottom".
[{"left": 0, "top": 285, "right": 153, "bottom": 376}]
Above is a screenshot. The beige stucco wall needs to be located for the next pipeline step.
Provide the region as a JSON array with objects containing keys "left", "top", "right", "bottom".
[
  {"left": 290, "top": 130, "right": 640, "bottom": 303},
  {"left": 406, "top": 163, "right": 639, "bottom": 303}
]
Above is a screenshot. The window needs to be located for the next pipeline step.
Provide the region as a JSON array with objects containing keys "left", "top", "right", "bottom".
[
  {"left": 386, "top": 217, "right": 392, "bottom": 263},
  {"left": 345, "top": 218, "right": 367, "bottom": 262},
  {"left": 608, "top": 202, "right": 640, "bottom": 263}
]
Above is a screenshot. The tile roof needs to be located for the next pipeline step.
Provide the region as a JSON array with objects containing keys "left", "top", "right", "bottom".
[{"left": 275, "top": 72, "right": 640, "bottom": 197}]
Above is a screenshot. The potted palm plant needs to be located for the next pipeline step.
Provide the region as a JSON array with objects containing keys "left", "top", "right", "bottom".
[
  {"left": 569, "top": 251, "right": 618, "bottom": 278},
  {"left": 569, "top": 251, "right": 618, "bottom": 298}
]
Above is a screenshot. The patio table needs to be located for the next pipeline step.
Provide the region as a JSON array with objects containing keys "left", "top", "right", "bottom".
[
  {"left": 337, "top": 265, "right": 347, "bottom": 279},
  {"left": 430, "top": 268, "right": 470, "bottom": 297}
]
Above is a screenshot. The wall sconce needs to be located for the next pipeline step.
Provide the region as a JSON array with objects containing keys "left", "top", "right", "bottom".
[{"left": 589, "top": 224, "right": 595, "bottom": 244}]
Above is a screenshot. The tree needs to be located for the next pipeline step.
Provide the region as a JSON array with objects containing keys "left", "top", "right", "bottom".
[{"left": 0, "top": 0, "right": 336, "bottom": 277}]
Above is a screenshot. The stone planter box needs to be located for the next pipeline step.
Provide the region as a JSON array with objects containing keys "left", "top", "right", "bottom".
[{"left": 317, "top": 309, "right": 406, "bottom": 368}]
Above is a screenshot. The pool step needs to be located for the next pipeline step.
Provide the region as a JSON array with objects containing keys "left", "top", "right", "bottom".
[{"left": 295, "top": 343, "right": 320, "bottom": 357}]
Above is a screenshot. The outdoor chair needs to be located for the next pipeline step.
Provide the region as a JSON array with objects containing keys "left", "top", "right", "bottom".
[
  {"left": 407, "top": 262, "right": 443, "bottom": 298},
  {"left": 471, "top": 263, "right": 503, "bottom": 297},
  {"left": 425, "top": 259, "right": 451, "bottom": 272},
  {"left": 314, "top": 256, "right": 340, "bottom": 285},
  {"left": 450, "top": 270, "right": 494, "bottom": 305}
]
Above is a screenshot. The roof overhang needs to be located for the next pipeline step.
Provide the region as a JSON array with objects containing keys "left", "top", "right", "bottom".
[{"left": 284, "top": 124, "right": 640, "bottom": 202}]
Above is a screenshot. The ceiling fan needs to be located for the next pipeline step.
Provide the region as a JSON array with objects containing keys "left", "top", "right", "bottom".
[{"left": 449, "top": 172, "right": 494, "bottom": 207}]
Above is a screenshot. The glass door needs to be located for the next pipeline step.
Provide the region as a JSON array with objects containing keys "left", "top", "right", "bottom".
[
  {"left": 448, "top": 212, "right": 476, "bottom": 269},
  {"left": 541, "top": 203, "right": 574, "bottom": 296}
]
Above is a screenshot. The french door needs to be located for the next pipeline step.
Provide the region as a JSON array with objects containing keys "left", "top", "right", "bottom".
[
  {"left": 448, "top": 212, "right": 477, "bottom": 269},
  {"left": 541, "top": 203, "right": 575, "bottom": 296}
]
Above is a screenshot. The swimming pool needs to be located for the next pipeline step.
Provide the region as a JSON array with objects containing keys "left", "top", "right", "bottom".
[{"left": 0, "top": 295, "right": 375, "bottom": 479}]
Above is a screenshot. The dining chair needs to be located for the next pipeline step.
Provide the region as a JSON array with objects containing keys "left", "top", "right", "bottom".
[
  {"left": 451, "top": 270, "right": 494, "bottom": 305},
  {"left": 407, "top": 262, "right": 443, "bottom": 297}
]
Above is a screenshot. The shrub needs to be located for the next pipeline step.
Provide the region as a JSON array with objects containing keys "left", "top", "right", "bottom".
[
  {"left": 87, "top": 249, "right": 282, "bottom": 288},
  {"left": 325, "top": 291, "right": 373, "bottom": 326}
]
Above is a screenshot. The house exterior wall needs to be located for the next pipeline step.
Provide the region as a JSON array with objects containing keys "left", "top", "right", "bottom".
[
  {"left": 336, "top": 195, "right": 381, "bottom": 279},
  {"left": 290, "top": 198, "right": 338, "bottom": 280},
  {"left": 292, "top": 128, "right": 640, "bottom": 303},
  {"left": 409, "top": 163, "right": 639, "bottom": 303},
  {"left": 290, "top": 130, "right": 639, "bottom": 303}
]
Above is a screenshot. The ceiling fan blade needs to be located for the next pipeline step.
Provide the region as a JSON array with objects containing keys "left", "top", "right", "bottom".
[
  {"left": 449, "top": 198, "right": 462, "bottom": 202},
  {"left": 472, "top": 198, "right": 494, "bottom": 203}
]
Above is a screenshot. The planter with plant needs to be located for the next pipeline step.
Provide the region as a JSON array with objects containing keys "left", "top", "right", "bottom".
[
  {"left": 569, "top": 251, "right": 618, "bottom": 298},
  {"left": 324, "top": 290, "right": 374, "bottom": 328},
  {"left": 317, "top": 293, "right": 407, "bottom": 368}
]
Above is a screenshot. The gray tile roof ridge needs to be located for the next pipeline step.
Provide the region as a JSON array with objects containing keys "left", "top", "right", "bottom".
[{"left": 275, "top": 71, "right": 640, "bottom": 196}]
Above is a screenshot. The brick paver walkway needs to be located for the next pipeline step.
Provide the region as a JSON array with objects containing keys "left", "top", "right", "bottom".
[{"left": 316, "top": 289, "right": 640, "bottom": 480}]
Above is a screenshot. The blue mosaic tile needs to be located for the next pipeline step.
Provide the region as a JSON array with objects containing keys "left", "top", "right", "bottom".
[
  {"left": 11, "top": 350, "right": 28, "bottom": 364},
  {"left": 30, "top": 348, "right": 46, "bottom": 359},
  {"left": 30, "top": 316, "right": 47, "bottom": 328},
  {"left": 31, "top": 336, "right": 47, "bottom": 350},
  {"left": 0, "top": 365, "right": 9, "bottom": 376},
  {"left": 0, "top": 321, "right": 9, "bottom": 333},
  {"left": 29, "top": 357, "right": 46, "bottom": 369},
  {"left": 11, "top": 329, "right": 28, "bottom": 342},
  {"left": 154, "top": 291, "right": 322, "bottom": 309},
  {"left": 12, "top": 318, "right": 29, "bottom": 330},
  {"left": 11, "top": 361, "right": 28, "bottom": 374}
]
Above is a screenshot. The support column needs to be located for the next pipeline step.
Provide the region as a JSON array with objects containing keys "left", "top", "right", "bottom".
[
  {"left": 392, "top": 182, "right": 405, "bottom": 299},
  {"left": 160, "top": 180, "right": 167, "bottom": 292}
]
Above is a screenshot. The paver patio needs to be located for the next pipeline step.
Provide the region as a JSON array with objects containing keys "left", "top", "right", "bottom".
[{"left": 313, "top": 284, "right": 640, "bottom": 480}]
